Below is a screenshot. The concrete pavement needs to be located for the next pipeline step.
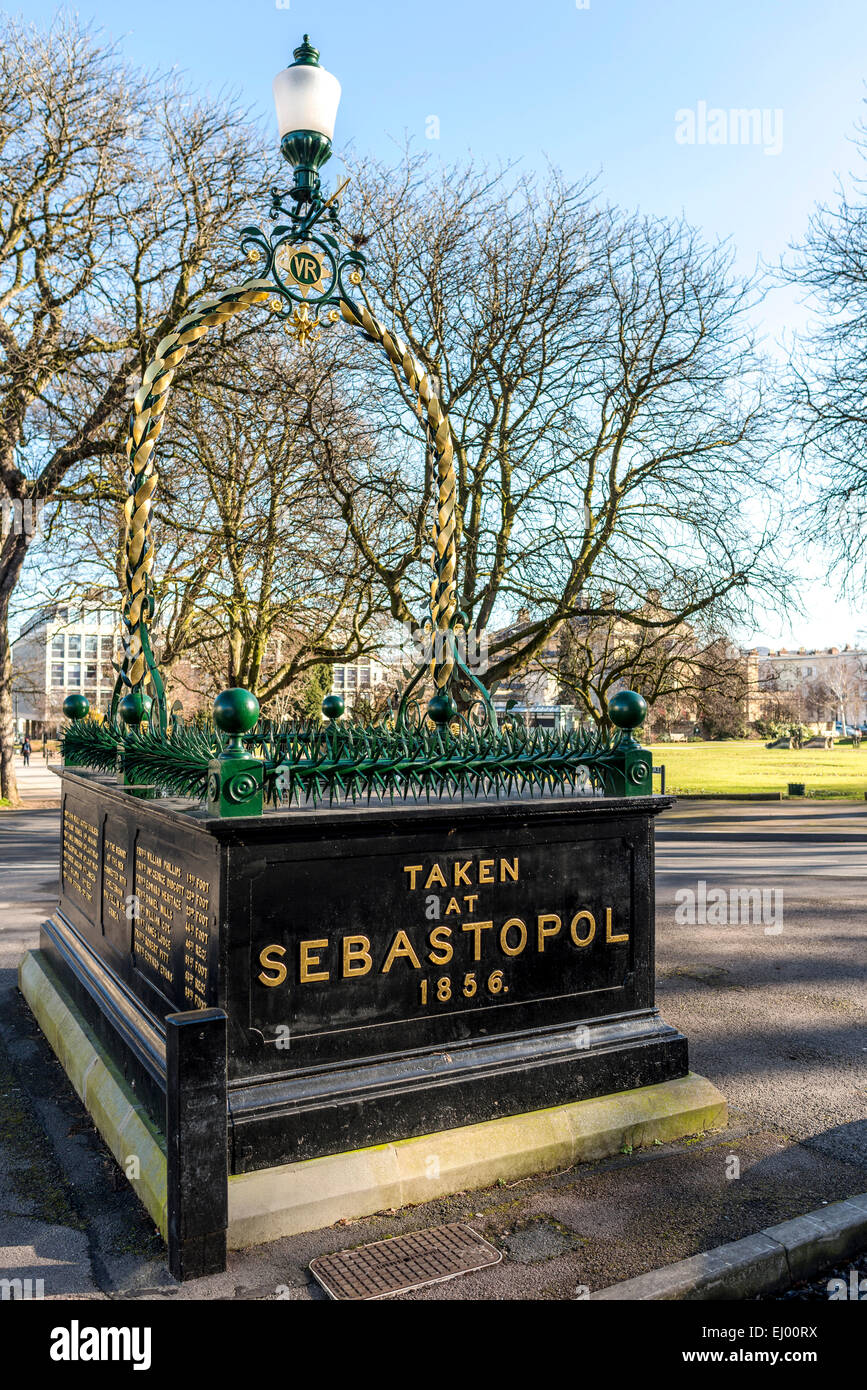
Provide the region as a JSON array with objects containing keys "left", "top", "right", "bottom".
[
  {"left": 4, "top": 755, "right": 61, "bottom": 808},
  {"left": 0, "top": 798, "right": 864, "bottom": 1299}
]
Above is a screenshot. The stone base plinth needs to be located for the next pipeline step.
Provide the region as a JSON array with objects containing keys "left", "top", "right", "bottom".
[
  {"left": 226, "top": 1073, "right": 726, "bottom": 1248},
  {"left": 19, "top": 947, "right": 725, "bottom": 1256}
]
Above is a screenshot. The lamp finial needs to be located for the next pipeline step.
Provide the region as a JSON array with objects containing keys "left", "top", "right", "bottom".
[{"left": 292, "top": 34, "right": 320, "bottom": 66}]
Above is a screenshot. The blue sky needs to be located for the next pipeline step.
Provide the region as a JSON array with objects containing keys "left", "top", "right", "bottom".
[{"left": 18, "top": 0, "right": 867, "bottom": 648}]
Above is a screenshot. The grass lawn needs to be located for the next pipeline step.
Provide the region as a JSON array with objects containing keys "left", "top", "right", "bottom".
[{"left": 646, "top": 739, "right": 867, "bottom": 797}]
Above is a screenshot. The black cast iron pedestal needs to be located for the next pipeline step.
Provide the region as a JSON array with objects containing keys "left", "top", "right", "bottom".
[{"left": 38, "top": 771, "right": 684, "bottom": 1277}]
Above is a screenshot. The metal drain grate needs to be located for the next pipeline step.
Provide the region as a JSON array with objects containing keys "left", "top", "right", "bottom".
[{"left": 309, "top": 1222, "right": 502, "bottom": 1300}]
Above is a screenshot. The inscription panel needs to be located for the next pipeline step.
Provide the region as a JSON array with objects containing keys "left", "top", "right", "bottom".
[
  {"left": 100, "top": 821, "right": 130, "bottom": 948},
  {"left": 61, "top": 806, "right": 99, "bottom": 918},
  {"left": 249, "top": 833, "right": 635, "bottom": 1045},
  {"left": 132, "top": 839, "right": 215, "bottom": 1010},
  {"left": 58, "top": 781, "right": 219, "bottom": 1016}
]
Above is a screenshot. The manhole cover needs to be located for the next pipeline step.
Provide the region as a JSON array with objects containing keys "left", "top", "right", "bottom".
[{"left": 309, "top": 1222, "right": 502, "bottom": 1300}]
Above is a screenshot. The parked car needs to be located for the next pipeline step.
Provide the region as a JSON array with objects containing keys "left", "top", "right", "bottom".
[{"left": 834, "top": 722, "right": 861, "bottom": 737}]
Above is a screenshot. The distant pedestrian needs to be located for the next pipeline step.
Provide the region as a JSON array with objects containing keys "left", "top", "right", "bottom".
[{"left": 21, "top": 735, "right": 31, "bottom": 766}]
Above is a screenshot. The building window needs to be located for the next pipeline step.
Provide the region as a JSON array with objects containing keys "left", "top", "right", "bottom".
[
  {"left": 359, "top": 668, "right": 371, "bottom": 688},
  {"left": 67, "top": 663, "right": 81, "bottom": 687},
  {"left": 51, "top": 635, "right": 65, "bottom": 657},
  {"left": 85, "top": 635, "right": 98, "bottom": 658},
  {"left": 68, "top": 635, "right": 81, "bottom": 658},
  {"left": 85, "top": 663, "right": 98, "bottom": 685},
  {"left": 333, "top": 668, "right": 345, "bottom": 688},
  {"left": 345, "top": 668, "right": 357, "bottom": 689},
  {"left": 51, "top": 663, "right": 64, "bottom": 688},
  {"left": 100, "top": 636, "right": 113, "bottom": 659}
]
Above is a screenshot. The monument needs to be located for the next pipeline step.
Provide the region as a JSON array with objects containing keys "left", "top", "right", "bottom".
[{"left": 19, "top": 36, "right": 725, "bottom": 1280}]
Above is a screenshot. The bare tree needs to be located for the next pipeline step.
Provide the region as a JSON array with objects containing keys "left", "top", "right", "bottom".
[
  {"left": 331, "top": 151, "right": 787, "bottom": 706},
  {"left": 786, "top": 114, "right": 867, "bottom": 586},
  {"left": 803, "top": 675, "right": 834, "bottom": 724},
  {"left": 127, "top": 336, "right": 389, "bottom": 703},
  {"left": 0, "top": 15, "right": 271, "bottom": 803},
  {"left": 757, "top": 667, "right": 803, "bottom": 725},
  {"left": 823, "top": 653, "right": 866, "bottom": 730},
  {"left": 46, "top": 329, "right": 396, "bottom": 706},
  {"left": 554, "top": 599, "right": 748, "bottom": 732}
]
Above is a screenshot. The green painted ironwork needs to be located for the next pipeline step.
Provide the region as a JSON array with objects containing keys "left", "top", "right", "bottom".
[
  {"left": 207, "top": 687, "right": 264, "bottom": 816},
  {"left": 66, "top": 35, "right": 658, "bottom": 813},
  {"left": 61, "top": 689, "right": 653, "bottom": 806}
]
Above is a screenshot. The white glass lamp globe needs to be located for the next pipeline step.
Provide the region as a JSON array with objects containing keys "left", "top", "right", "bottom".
[{"left": 273, "top": 35, "right": 341, "bottom": 142}]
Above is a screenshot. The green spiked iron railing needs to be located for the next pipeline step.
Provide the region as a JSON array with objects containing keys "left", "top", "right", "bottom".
[{"left": 62, "top": 688, "right": 653, "bottom": 809}]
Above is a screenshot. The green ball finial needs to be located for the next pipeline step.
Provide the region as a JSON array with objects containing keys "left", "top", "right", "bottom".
[
  {"left": 118, "top": 691, "right": 148, "bottom": 726},
  {"left": 63, "top": 693, "right": 90, "bottom": 722},
  {"left": 321, "top": 693, "right": 345, "bottom": 722},
  {"left": 609, "top": 689, "right": 648, "bottom": 731},
  {"left": 427, "top": 692, "right": 458, "bottom": 726},
  {"left": 213, "top": 688, "right": 260, "bottom": 736}
]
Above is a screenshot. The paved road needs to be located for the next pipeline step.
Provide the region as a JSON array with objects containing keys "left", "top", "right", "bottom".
[
  {"left": 0, "top": 799, "right": 864, "bottom": 1299},
  {"left": 658, "top": 801, "right": 867, "bottom": 896},
  {"left": 654, "top": 801, "right": 867, "bottom": 1170}
]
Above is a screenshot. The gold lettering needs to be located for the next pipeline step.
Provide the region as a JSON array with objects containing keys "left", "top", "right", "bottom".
[
  {"left": 444, "top": 896, "right": 461, "bottom": 915},
  {"left": 605, "top": 907, "right": 629, "bottom": 943},
  {"left": 342, "top": 935, "right": 373, "bottom": 977},
  {"left": 424, "top": 864, "right": 447, "bottom": 889},
  {"left": 500, "top": 857, "right": 519, "bottom": 882},
  {"left": 403, "top": 864, "right": 423, "bottom": 890},
  {"left": 537, "top": 913, "right": 562, "bottom": 950},
  {"left": 300, "top": 938, "right": 330, "bottom": 983},
  {"left": 428, "top": 925, "right": 453, "bottom": 965},
  {"left": 478, "top": 860, "right": 495, "bottom": 884},
  {"left": 570, "top": 910, "right": 595, "bottom": 947},
  {"left": 463, "top": 893, "right": 479, "bottom": 914},
  {"left": 258, "top": 944, "right": 287, "bottom": 987},
  {"left": 382, "top": 930, "right": 422, "bottom": 972},
  {"left": 500, "top": 917, "right": 527, "bottom": 956},
  {"left": 454, "top": 861, "right": 472, "bottom": 886},
  {"left": 462, "top": 920, "right": 494, "bottom": 961}
]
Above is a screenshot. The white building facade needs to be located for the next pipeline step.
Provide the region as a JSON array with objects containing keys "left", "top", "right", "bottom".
[
  {"left": 757, "top": 646, "right": 867, "bottom": 726},
  {"left": 11, "top": 602, "right": 119, "bottom": 735}
]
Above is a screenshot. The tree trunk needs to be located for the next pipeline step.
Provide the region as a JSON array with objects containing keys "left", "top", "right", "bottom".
[
  {"left": 0, "top": 594, "right": 20, "bottom": 807},
  {"left": 0, "top": 530, "right": 30, "bottom": 807}
]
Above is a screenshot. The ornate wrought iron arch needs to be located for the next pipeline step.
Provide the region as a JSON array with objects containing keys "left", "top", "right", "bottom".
[{"left": 113, "top": 249, "right": 482, "bottom": 734}]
